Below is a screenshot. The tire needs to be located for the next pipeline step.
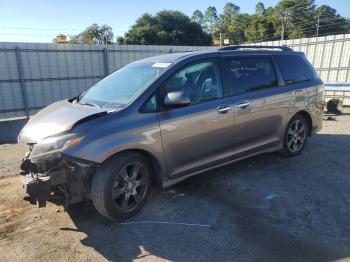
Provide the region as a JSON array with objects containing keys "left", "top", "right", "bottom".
[
  {"left": 280, "top": 114, "right": 309, "bottom": 157},
  {"left": 91, "top": 152, "right": 152, "bottom": 220},
  {"left": 327, "top": 99, "right": 343, "bottom": 115}
]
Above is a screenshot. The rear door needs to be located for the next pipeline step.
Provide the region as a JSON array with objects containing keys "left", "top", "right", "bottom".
[
  {"left": 221, "top": 55, "right": 292, "bottom": 155},
  {"left": 157, "top": 59, "right": 235, "bottom": 177}
]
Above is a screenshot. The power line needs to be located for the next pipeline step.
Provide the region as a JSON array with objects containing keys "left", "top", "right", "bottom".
[
  {"left": 293, "top": 20, "right": 350, "bottom": 32},
  {"left": 0, "top": 31, "right": 131, "bottom": 39},
  {"left": 299, "top": 23, "right": 350, "bottom": 33},
  {"left": 259, "top": 23, "right": 349, "bottom": 39},
  {"left": 0, "top": 26, "right": 84, "bottom": 31},
  {"left": 219, "top": 1, "right": 349, "bottom": 43},
  {"left": 260, "top": 17, "right": 348, "bottom": 35},
  {"left": 247, "top": 20, "right": 350, "bottom": 42},
  {"left": 275, "top": 3, "right": 348, "bottom": 40},
  {"left": 217, "top": 5, "right": 348, "bottom": 36},
  {"left": 250, "top": 11, "right": 349, "bottom": 35},
  {"left": 250, "top": 25, "right": 349, "bottom": 43},
  {"left": 277, "top": 2, "right": 314, "bottom": 12},
  {"left": 0, "top": 32, "right": 59, "bottom": 37},
  {"left": 286, "top": 15, "right": 347, "bottom": 28},
  {"left": 0, "top": 26, "right": 127, "bottom": 34}
]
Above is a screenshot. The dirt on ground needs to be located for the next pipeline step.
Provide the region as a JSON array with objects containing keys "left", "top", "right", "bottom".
[{"left": 1, "top": 111, "right": 350, "bottom": 262}]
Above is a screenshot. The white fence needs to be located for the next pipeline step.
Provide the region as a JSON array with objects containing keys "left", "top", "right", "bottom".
[
  {"left": 251, "top": 34, "right": 350, "bottom": 83},
  {"left": 1, "top": 34, "right": 350, "bottom": 119},
  {"left": 0, "top": 43, "right": 214, "bottom": 119},
  {"left": 323, "top": 83, "right": 350, "bottom": 106}
]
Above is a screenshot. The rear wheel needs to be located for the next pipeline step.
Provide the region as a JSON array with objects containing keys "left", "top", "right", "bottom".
[
  {"left": 91, "top": 152, "right": 152, "bottom": 220},
  {"left": 281, "top": 114, "right": 309, "bottom": 157}
]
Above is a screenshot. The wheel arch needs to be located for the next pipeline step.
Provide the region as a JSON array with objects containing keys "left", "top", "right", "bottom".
[
  {"left": 102, "top": 148, "right": 165, "bottom": 188},
  {"left": 294, "top": 110, "right": 313, "bottom": 136}
]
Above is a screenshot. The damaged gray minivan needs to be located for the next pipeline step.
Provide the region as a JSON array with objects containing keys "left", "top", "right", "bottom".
[{"left": 18, "top": 46, "right": 324, "bottom": 220}]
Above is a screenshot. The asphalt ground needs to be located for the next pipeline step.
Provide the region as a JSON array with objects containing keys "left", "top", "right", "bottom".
[{"left": 0, "top": 111, "right": 350, "bottom": 262}]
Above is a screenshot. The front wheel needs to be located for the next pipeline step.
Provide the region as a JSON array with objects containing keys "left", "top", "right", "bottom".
[
  {"left": 91, "top": 152, "right": 152, "bottom": 220},
  {"left": 280, "top": 114, "right": 309, "bottom": 157}
]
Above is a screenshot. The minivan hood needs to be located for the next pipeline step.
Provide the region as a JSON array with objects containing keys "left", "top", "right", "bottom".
[{"left": 18, "top": 100, "right": 107, "bottom": 143}]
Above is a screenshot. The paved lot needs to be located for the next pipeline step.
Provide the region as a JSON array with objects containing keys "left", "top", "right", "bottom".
[{"left": 1, "top": 112, "right": 350, "bottom": 262}]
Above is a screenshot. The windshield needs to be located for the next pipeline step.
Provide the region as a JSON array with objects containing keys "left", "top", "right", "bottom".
[{"left": 78, "top": 62, "right": 170, "bottom": 109}]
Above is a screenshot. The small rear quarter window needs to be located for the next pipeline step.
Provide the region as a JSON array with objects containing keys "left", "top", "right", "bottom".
[
  {"left": 140, "top": 94, "right": 157, "bottom": 113},
  {"left": 274, "top": 55, "right": 314, "bottom": 85}
]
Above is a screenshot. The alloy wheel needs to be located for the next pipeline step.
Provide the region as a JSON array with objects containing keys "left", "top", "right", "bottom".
[
  {"left": 287, "top": 119, "right": 307, "bottom": 153},
  {"left": 112, "top": 162, "right": 148, "bottom": 212}
]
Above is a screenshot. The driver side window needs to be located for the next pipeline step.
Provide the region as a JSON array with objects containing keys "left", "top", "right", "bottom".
[{"left": 163, "top": 60, "right": 223, "bottom": 105}]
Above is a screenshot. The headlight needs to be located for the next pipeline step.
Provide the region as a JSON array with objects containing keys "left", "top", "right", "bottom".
[{"left": 30, "top": 133, "right": 85, "bottom": 159}]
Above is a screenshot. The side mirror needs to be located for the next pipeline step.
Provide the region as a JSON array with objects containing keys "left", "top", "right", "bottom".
[{"left": 164, "top": 91, "right": 190, "bottom": 108}]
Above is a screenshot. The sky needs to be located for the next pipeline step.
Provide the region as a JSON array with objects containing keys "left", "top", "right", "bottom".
[{"left": 1, "top": 0, "right": 349, "bottom": 43}]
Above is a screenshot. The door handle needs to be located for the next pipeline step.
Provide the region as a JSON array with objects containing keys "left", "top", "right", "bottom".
[
  {"left": 217, "top": 104, "right": 232, "bottom": 114},
  {"left": 236, "top": 101, "right": 250, "bottom": 109},
  {"left": 294, "top": 89, "right": 305, "bottom": 95}
]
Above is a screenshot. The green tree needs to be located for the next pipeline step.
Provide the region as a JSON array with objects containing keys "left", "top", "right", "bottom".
[
  {"left": 191, "top": 9, "right": 205, "bottom": 26},
  {"left": 244, "top": 2, "right": 269, "bottom": 42},
  {"left": 264, "top": 7, "right": 280, "bottom": 40},
  {"left": 204, "top": 6, "right": 219, "bottom": 35},
  {"left": 69, "top": 24, "right": 114, "bottom": 44},
  {"left": 67, "top": 0, "right": 350, "bottom": 46},
  {"left": 120, "top": 10, "right": 212, "bottom": 45},
  {"left": 217, "top": 2, "right": 243, "bottom": 44},
  {"left": 255, "top": 2, "right": 266, "bottom": 17},
  {"left": 315, "top": 5, "right": 350, "bottom": 36},
  {"left": 219, "top": 2, "right": 240, "bottom": 27},
  {"left": 245, "top": 15, "right": 267, "bottom": 42},
  {"left": 116, "top": 36, "right": 125, "bottom": 45},
  {"left": 275, "top": 0, "right": 316, "bottom": 39}
]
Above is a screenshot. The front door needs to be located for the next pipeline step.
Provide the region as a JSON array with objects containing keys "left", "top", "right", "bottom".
[{"left": 157, "top": 60, "right": 234, "bottom": 177}]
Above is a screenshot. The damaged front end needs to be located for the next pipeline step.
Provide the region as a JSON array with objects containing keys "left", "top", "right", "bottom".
[{"left": 19, "top": 135, "right": 97, "bottom": 208}]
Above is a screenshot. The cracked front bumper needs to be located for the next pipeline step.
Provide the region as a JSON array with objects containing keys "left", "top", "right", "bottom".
[{"left": 20, "top": 153, "right": 97, "bottom": 207}]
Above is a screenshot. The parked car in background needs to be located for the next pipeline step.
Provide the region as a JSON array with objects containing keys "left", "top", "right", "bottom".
[{"left": 18, "top": 46, "right": 324, "bottom": 220}]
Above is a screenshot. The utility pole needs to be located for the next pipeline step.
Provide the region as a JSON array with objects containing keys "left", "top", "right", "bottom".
[
  {"left": 220, "top": 33, "right": 225, "bottom": 48},
  {"left": 104, "top": 35, "right": 108, "bottom": 48},
  {"left": 281, "top": 9, "right": 288, "bottom": 41},
  {"left": 316, "top": 15, "right": 320, "bottom": 37}
]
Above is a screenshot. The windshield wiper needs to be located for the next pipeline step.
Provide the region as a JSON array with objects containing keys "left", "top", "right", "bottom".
[{"left": 79, "top": 102, "right": 101, "bottom": 109}]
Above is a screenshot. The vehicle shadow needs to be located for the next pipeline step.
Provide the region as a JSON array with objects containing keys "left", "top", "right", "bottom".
[{"left": 61, "top": 134, "right": 350, "bottom": 262}]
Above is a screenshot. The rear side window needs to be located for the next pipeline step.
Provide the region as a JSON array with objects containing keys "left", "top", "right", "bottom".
[
  {"left": 223, "top": 56, "right": 278, "bottom": 95},
  {"left": 274, "top": 55, "right": 314, "bottom": 85}
]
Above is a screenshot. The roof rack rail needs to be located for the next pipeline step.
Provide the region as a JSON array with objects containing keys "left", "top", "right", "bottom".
[{"left": 218, "top": 45, "right": 293, "bottom": 52}]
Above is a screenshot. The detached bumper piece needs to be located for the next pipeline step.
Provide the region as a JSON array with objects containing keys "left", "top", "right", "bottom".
[
  {"left": 20, "top": 154, "right": 96, "bottom": 208},
  {"left": 20, "top": 174, "right": 51, "bottom": 207},
  {"left": 326, "top": 98, "right": 343, "bottom": 115}
]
